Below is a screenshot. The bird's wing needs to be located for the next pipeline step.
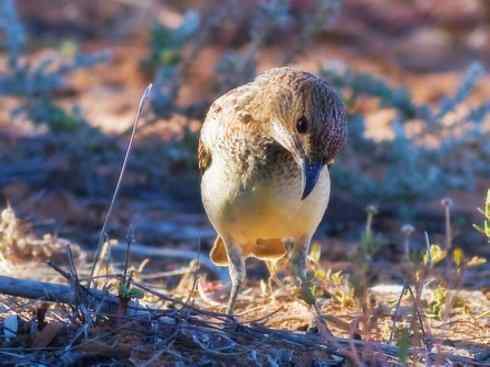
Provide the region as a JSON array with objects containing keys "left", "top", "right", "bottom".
[{"left": 197, "top": 83, "right": 258, "bottom": 175}]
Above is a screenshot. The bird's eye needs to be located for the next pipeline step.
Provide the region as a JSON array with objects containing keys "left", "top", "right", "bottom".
[{"left": 296, "top": 116, "right": 308, "bottom": 134}]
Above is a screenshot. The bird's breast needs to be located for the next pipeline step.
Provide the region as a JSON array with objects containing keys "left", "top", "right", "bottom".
[{"left": 201, "top": 149, "right": 331, "bottom": 246}]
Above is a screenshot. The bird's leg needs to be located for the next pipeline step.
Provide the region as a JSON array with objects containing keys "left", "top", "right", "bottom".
[
  {"left": 223, "top": 237, "right": 246, "bottom": 315},
  {"left": 286, "top": 237, "right": 333, "bottom": 337},
  {"left": 285, "top": 238, "right": 314, "bottom": 304}
]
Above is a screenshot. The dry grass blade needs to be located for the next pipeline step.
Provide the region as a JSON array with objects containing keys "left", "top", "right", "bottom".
[{"left": 88, "top": 84, "right": 153, "bottom": 288}]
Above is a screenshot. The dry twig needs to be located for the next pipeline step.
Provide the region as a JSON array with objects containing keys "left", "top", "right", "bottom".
[{"left": 88, "top": 84, "right": 153, "bottom": 288}]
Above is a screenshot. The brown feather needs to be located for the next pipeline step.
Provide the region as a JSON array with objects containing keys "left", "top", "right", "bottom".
[{"left": 197, "top": 137, "right": 211, "bottom": 175}]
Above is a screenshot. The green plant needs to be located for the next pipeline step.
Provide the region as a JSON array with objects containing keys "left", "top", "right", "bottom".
[
  {"left": 395, "top": 327, "right": 411, "bottom": 365},
  {"left": 140, "top": 10, "right": 199, "bottom": 118},
  {"left": 474, "top": 189, "right": 490, "bottom": 241},
  {"left": 359, "top": 205, "right": 387, "bottom": 261},
  {"left": 142, "top": 10, "right": 199, "bottom": 73},
  {"left": 0, "top": 0, "right": 108, "bottom": 132}
]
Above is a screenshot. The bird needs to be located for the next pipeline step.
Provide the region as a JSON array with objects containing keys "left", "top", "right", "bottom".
[{"left": 198, "top": 67, "right": 346, "bottom": 315}]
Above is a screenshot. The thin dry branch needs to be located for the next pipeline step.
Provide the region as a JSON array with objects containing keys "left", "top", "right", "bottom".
[
  {"left": 0, "top": 275, "right": 119, "bottom": 307},
  {"left": 88, "top": 84, "right": 153, "bottom": 287}
]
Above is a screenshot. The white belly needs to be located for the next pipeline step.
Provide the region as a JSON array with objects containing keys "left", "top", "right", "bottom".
[{"left": 201, "top": 157, "right": 330, "bottom": 245}]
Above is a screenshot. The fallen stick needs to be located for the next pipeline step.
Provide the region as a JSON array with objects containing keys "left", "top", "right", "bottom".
[{"left": 0, "top": 275, "right": 119, "bottom": 307}]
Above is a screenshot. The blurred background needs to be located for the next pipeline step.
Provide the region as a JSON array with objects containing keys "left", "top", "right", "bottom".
[{"left": 1, "top": 0, "right": 489, "bottom": 268}]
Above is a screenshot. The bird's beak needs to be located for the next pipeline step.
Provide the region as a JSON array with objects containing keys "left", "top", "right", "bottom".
[
  {"left": 301, "top": 159, "right": 322, "bottom": 200},
  {"left": 270, "top": 121, "right": 323, "bottom": 200}
]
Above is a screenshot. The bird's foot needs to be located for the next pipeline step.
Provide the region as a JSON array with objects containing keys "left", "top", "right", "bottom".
[
  {"left": 293, "top": 274, "right": 335, "bottom": 340},
  {"left": 311, "top": 303, "right": 334, "bottom": 341},
  {"left": 225, "top": 298, "right": 236, "bottom": 316},
  {"left": 293, "top": 270, "right": 316, "bottom": 305},
  {"left": 225, "top": 277, "right": 245, "bottom": 316}
]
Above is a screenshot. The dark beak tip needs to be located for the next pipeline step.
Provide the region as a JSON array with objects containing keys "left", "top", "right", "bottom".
[
  {"left": 300, "top": 191, "right": 310, "bottom": 201},
  {"left": 301, "top": 185, "right": 314, "bottom": 200},
  {"left": 301, "top": 160, "right": 323, "bottom": 200}
]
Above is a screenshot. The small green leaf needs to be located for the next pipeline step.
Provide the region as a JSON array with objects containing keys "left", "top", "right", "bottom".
[
  {"left": 452, "top": 247, "right": 464, "bottom": 270},
  {"left": 314, "top": 268, "right": 326, "bottom": 281},
  {"left": 396, "top": 328, "right": 411, "bottom": 365},
  {"left": 118, "top": 284, "right": 144, "bottom": 299},
  {"left": 159, "top": 49, "right": 180, "bottom": 66},
  {"left": 423, "top": 244, "right": 447, "bottom": 266},
  {"left": 309, "top": 242, "right": 322, "bottom": 263},
  {"left": 474, "top": 189, "right": 490, "bottom": 240},
  {"left": 127, "top": 288, "right": 144, "bottom": 299}
]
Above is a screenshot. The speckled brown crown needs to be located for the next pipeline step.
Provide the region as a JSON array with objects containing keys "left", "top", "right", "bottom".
[{"left": 253, "top": 67, "right": 347, "bottom": 163}]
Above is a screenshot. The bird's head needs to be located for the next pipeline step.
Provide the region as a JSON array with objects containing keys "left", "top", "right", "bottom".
[{"left": 255, "top": 68, "right": 347, "bottom": 199}]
